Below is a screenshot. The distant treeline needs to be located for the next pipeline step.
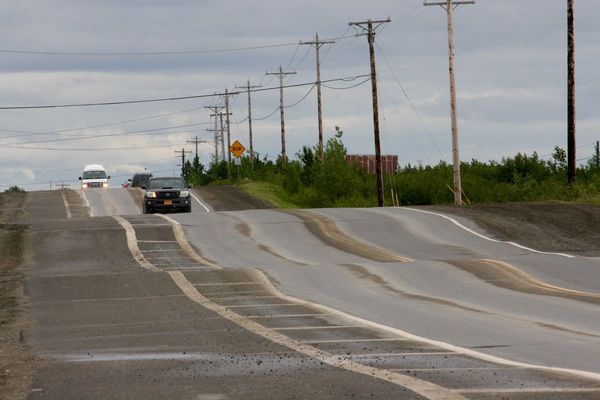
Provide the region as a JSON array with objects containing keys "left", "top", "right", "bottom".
[{"left": 185, "top": 129, "right": 600, "bottom": 207}]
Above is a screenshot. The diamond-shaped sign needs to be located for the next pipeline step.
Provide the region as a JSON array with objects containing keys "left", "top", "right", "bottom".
[{"left": 230, "top": 140, "right": 246, "bottom": 158}]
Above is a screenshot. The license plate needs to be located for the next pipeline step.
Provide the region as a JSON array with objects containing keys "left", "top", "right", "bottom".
[{"left": 164, "top": 199, "right": 173, "bottom": 205}]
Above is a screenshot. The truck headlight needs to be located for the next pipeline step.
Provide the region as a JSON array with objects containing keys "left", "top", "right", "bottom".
[
  {"left": 180, "top": 190, "right": 189, "bottom": 197},
  {"left": 146, "top": 191, "right": 157, "bottom": 198},
  {"left": 81, "top": 183, "right": 88, "bottom": 189},
  {"left": 102, "top": 182, "right": 109, "bottom": 188}
]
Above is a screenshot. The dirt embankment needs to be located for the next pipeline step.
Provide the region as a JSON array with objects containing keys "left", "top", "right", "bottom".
[
  {"left": 0, "top": 192, "right": 31, "bottom": 399},
  {"left": 428, "top": 202, "right": 600, "bottom": 256},
  {"left": 192, "top": 185, "right": 272, "bottom": 212}
]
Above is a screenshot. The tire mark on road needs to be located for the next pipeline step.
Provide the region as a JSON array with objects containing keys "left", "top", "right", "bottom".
[
  {"left": 448, "top": 258, "right": 600, "bottom": 306},
  {"left": 228, "top": 214, "right": 307, "bottom": 266},
  {"left": 284, "top": 210, "right": 413, "bottom": 263},
  {"left": 339, "top": 264, "right": 490, "bottom": 315}
]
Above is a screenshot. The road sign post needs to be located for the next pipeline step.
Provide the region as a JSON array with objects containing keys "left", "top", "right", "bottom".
[{"left": 230, "top": 140, "right": 246, "bottom": 181}]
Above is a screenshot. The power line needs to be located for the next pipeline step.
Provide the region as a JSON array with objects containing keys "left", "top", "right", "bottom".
[
  {"left": 0, "top": 74, "right": 369, "bottom": 110},
  {"left": 3, "top": 143, "right": 183, "bottom": 151},
  {"left": 0, "top": 41, "right": 301, "bottom": 56},
  {"left": 321, "top": 77, "right": 370, "bottom": 90},
  {"left": 0, "top": 105, "right": 208, "bottom": 139},
  {"left": 0, "top": 122, "right": 209, "bottom": 146},
  {"left": 376, "top": 43, "right": 444, "bottom": 159}
]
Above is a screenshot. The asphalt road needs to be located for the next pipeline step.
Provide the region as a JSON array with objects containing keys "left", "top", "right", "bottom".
[{"left": 16, "top": 187, "right": 600, "bottom": 399}]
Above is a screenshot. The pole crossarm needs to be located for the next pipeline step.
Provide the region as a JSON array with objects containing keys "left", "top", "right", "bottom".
[
  {"left": 348, "top": 18, "right": 390, "bottom": 207},
  {"left": 301, "top": 33, "right": 335, "bottom": 161},
  {"left": 424, "top": 0, "right": 474, "bottom": 10},
  {"left": 424, "top": 0, "right": 474, "bottom": 205},
  {"left": 266, "top": 65, "right": 297, "bottom": 162},
  {"left": 235, "top": 80, "right": 262, "bottom": 163}
]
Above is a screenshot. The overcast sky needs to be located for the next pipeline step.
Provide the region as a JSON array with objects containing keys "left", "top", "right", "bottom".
[{"left": 1, "top": 0, "right": 599, "bottom": 190}]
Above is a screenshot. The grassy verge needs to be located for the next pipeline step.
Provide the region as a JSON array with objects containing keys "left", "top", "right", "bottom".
[{"left": 238, "top": 181, "right": 300, "bottom": 209}]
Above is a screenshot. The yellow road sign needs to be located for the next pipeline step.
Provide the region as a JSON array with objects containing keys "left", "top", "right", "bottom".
[{"left": 230, "top": 140, "right": 246, "bottom": 158}]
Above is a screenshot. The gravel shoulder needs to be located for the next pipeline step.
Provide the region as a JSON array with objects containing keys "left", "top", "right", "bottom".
[
  {"left": 192, "top": 185, "right": 272, "bottom": 212},
  {"left": 0, "top": 192, "right": 31, "bottom": 400},
  {"left": 427, "top": 202, "right": 600, "bottom": 257}
]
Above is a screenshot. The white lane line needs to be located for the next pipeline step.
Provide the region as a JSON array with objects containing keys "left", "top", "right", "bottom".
[
  {"left": 37, "top": 294, "right": 186, "bottom": 304},
  {"left": 61, "top": 191, "right": 72, "bottom": 219},
  {"left": 137, "top": 240, "right": 178, "bottom": 243},
  {"left": 348, "top": 352, "right": 452, "bottom": 357},
  {"left": 302, "top": 338, "right": 408, "bottom": 344},
  {"left": 403, "top": 207, "right": 575, "bottom": 258},
  {"left": 390, "top": 367, "right": 522, "bottom": 372},
  {"left": 246, "top": 313, "right": 332, "bottom": 319},
  {"left": 190, "top": 192, "right": 210, "bottom": 213},
  {"left": 155, "top": 213, "right": 219, "bottom": 268},
  {"left": 193, "top": 282, "right": 262, "bottom": 286},
  {"left": 272, "top": 325, "right": 363, "bottom": 331},
  {"left": 204, "top": 290, "right": 271, "bottom": 300},
  {"left": 112, "top": 216, "right": 160, "bottom": 272},
  {"left": 225, "top": 303, "right": 298, "bottom": 308},
  {"left": 169, "top": 270, "right": 468, "bottom": 400},
  {"left": 79, "top": 190, "right": 92, "bottom": 217},
  {"left": 209, "top": 295, "right": 280, "bottom": 300},
  {"left": 249, "top": 268, "right": 600, "bottom": 383},
  {"left": 456, "top": 387, "right": 600, "bottom": 394}
]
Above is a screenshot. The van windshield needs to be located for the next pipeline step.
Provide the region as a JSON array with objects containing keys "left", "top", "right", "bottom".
[{"left": 83, "top": 171, "right": 107, "bottom": 179}]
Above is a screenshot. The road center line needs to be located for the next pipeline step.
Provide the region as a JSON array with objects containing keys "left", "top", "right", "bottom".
[
  {"left": 155, "top": 213, "right": 219, "bottom": 268},
  {"left": 61, "top": 191, "right": 72, "bottom": 219},
  {"left": 112, "top": 216, "right": 160, "bottom": 272},
  {"left": 168, "top": 270, "right": 468, "bottom": 400}
]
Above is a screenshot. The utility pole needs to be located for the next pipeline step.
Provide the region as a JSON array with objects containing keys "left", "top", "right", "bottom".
[
  {"left": 175, "top": 148, "right": 192, "bottom": 179},
  {"left": 218, "top": 112, "right": 227, "bottom": 162},
  {"left": 266, "top": 65, "right": 296, "bottom": 162},
  {"left": 567, "top": 0, "right": 576, "bottom": 185},
  {"left": 596, "top": 140, "right": 599, "bottom": 169},
  {"left": 205, "top": 105, "right": 224, "bottom": 164},
  {"left": 301, "top": 33, "right": 335, "bottom": 161},
  {"left": 222, "top": 88, "right": 237, "bottom": 165},
  {"left": 235, "top": 79, "right": 262, "bottom": 164},
  {"left": 56, "top": 180, "right": 69, "bottom": 190},
  {"left": 186, "top": 136, "right": 207, "bottom": 159},
  {"left": 349, "top": 18, "right": 390, "bottom": 207},
  {"left": 425, "top": 0, "right": 474, "bottom": 205}
]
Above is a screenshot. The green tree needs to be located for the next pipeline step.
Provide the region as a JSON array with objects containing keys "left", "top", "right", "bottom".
[{"left": 4, "top": 185, "right": 25, "bottom": 193}]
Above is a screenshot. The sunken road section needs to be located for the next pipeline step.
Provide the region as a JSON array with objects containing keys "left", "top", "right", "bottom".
[{"left": 114, "top": 213, "right": 600, "bottom": 400}]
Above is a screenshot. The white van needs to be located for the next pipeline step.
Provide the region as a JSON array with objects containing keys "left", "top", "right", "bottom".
[{"left": 79, "top": 164, "right": 110, "bottom": 189}]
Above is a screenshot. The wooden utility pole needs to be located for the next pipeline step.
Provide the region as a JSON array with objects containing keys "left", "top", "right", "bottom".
[
  {"left": 205, "top": 105, "right": 224, "bottom": 163},
  {"left": 425, "top": 0, "right": 474, "bottom": 205},
  {"left": 235, "top": 79, "right": 262, "bottom": 163},
  {"left": 187, "top": 136, "right": 207, "bottom": 159},
  {"left": 222, "top": 88, "right": 237, "bottom": 165},
  {"left": 266, "top": 65, "right": 296, "bottom": 162},
  {"left": 175, "top": 148, "right": 192, "bottom": 179},
  {"left": 567, "top": 0, "right": 576, "bottom": 185},
  {"left": 300, "top": 33, "right": 335, "bottom": 161},
  {"left": 349, "top": 18, "right": 390, "bottom": 207}
]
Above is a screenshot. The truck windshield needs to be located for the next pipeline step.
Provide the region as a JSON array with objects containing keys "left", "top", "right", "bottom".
[
  {"left": 148, "top": 178, "right": 186, "bottom": 190},
  {"left": 82, "top": 171, "right": 107, "bottom": 179}
]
